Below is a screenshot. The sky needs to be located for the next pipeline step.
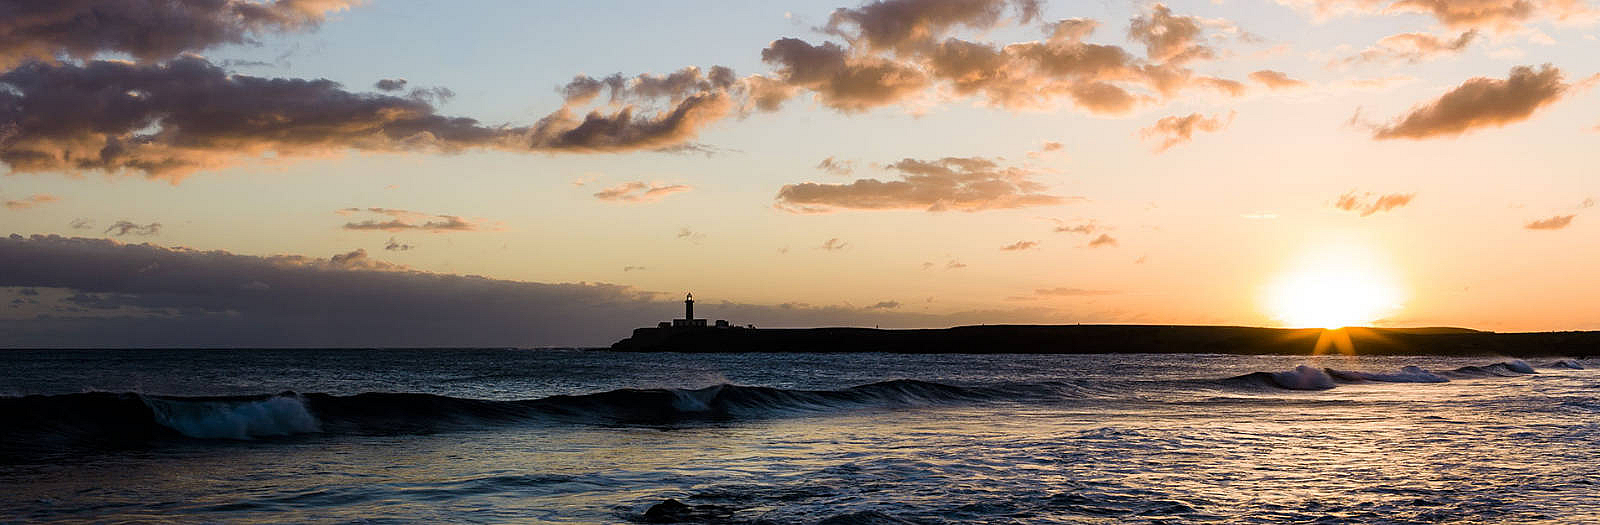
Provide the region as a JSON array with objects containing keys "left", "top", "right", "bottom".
[{"left": 1, "top": 0, "right": 1598, "bottom": 347}]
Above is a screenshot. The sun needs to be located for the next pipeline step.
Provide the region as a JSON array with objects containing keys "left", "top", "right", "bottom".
[{"left": 1266, "top": 242, "right": 1403, "bottom": 329}]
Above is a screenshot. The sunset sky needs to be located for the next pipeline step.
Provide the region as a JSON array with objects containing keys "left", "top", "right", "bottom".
[{"left": 2, "top": 0, "right": 1597, "bottom": 346}]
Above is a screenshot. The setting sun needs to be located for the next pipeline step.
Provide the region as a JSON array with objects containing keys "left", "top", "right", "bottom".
[{"left": 1267, "top": 243, "right": 1404, "bottom": 329}]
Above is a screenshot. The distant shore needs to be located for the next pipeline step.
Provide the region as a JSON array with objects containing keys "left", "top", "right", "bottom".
[{"left": 610, "top": 324, "right": 1600, "bottom": 357}]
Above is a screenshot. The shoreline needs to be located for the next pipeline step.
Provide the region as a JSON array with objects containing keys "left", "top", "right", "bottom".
[{"left": 611, "top": 324, "right": 1600, "bottom": 357}]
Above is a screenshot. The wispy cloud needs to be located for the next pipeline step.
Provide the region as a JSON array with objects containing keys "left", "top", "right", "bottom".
[
  {"left": 777, "top": 156, "right": 1070, "bottom": 213},
  {"left": 593, "top": 182, "right": 692, "bottom": 203},
  {"left": 1525, "top": 214, "right": 1575, "bottom": 230},
  {"left": 1334, "top": 191, "right": 1415, "bottom": 216},
  {"left": 338, "top": 208, "right": 490, "bottom": 233},
  {"left": 1140, "top": 112, "right": 1234, "bottom": 152},
  {"left": 104, "top": 221, "right": 160, "bottom": 237},
  {"left": 3, "top": 194, "right": 58, "bottom": 210}
]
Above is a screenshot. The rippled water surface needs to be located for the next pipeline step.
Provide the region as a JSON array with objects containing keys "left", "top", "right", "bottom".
[{"left": 3, "top": 349, "right": 1598, "bottom": 523}]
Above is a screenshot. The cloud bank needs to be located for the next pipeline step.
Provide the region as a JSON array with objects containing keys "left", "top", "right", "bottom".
[
  {"left": 0, "top": 0, "right": 357, "bottom": 68},
  {"left": 0, "top": 235, "right": 1069, "bottom": 346},
  {"left": 0, "top": 57, "right": 734, "bottom": 179}
]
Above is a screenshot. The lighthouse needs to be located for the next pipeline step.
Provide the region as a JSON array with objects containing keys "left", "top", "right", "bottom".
[{"left": 670, "top": 292, "right": 708, "bottom": 328}]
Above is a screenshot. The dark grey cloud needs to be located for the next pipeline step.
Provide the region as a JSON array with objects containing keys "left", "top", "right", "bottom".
[
  {"left": 776, "top": 156, "right": 1068, "bottom": 213},
  {"left": 0, "top": 57, "right": 733, "bottom": 179},
  {"left": 375, "top": 78, "right": 407, "bottom": 92},
  {"left": 337, "top": 208, "right": 487, "bottom": 233},
  {"left": 67, "top": 218, "right": 93, "bottom": 230},
  {"left": 0, "top": 0, "right": 356, "bottom": 68},
  {"left": 104, "top": 220, "right": 160, "bottom": 236},
  {"left": 865, "top": 300, "right": 901, "bottom": 310},
  {"left": 1525, "top": 214, "right": 1574, "bottom": 230},
  {"left": 0, "top": 235, "right": 1072, "bottom": 346},
  {"left": 1373, "top": 64, "right": 1576, "bottom": 140},
  {"left": 384, "top": 237, "right": 413, "bottom": 252}
]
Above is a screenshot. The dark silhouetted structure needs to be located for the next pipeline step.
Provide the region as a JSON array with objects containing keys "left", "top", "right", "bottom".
[{"left": 671, "top": 293, "right": 706, "bottom": 328}]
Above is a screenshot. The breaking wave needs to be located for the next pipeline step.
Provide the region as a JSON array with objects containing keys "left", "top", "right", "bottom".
[{"left": 0, "top": 359, "right": 1584, "bottom": 460}]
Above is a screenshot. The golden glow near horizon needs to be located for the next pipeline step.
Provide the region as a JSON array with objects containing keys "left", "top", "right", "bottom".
[{"left": 1265, "top": 239, "right": 1404, "bottom": 329}]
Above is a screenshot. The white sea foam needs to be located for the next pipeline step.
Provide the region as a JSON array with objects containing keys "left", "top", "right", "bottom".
[
  {"left": 1270, "top": 365, "right": 1336, "bottom": 390},
  {"left": 145, "top": 395, "right": 321, "bottom": 439}
]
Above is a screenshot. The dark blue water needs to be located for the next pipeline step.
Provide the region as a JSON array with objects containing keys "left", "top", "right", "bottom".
[{"left": 3, "top": 349, "right": 1598, "bottom": 523}]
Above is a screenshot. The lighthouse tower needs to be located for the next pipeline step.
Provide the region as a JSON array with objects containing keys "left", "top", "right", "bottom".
[{"left": 671, "top": 292, "right": 707, "bottom": 328}]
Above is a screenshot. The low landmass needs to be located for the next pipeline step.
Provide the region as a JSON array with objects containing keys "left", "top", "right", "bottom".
[{"left": 611, "top": 324, "right": 1600, "bottom": 357}]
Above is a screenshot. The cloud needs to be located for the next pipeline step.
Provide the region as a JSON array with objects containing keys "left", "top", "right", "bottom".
[
  {"left": 1051, "top": 218, "right": 1100, "bottom": 234},
  {"left": 0, "top": 0, "right": 357, "bottom": 68},
  {"left": 1372, "top": 65, "right": 1578, "bottom": 140},
  {"left": 1001, "top": 240, "right": 1038, "bottom": 251},
  {"left": 0, "top": 57, "right": 734, "bottom": 179},
  {"left": 104, "top": 221, "right": 160, "bottom": 237},
  {"left": 384, "top": 237, "right": 414, "bottom": 252},
  {"left": 820, "top": 0, "right": 1041, "bottom": 53},
  {"left": 1337, "top": 31, "right": 1478, "bottom": 65},
  {"left": 1248, "top": 70, "right": 1307, "bottom": 90},
  {"left": 0, "top": 235, "right": 1083, "bottom": 346},
  {"left": 68, "top": 218, "right": 93, "bottom": 230},
  {"left": 776, "top": 156, "right": 1068, "bottom": 213},
  {"left": 1334, "top": 191, "right": 1416, "bottom": 216},
  {"left": 865, "top": 300, "right": 901, "bottom": 310},
  {"left": 374, "top": 78, "right": 408, "bottom": 92},
  {"left": 1035, "top": 287, "right": 1117, "bottom": 296},
  {"left": 592, "top": 182, "right": 693, "bottom": 203},
  {"left": 676, "top": 227, "right": 706, "bottom": 243},
  {"left": 1027, "top": 140, "right": 1064, "bottom": 158},
  {"left": 816, "top": 156, "right": 855, "bottom": 174},
  {"left": 623, "top": 266, "right": 647, "bottom": 272},
  {"left": 1525, "top": 214, "right": 1575, "bottom": 230},
  {"left": 946, "top": 260, "right": 968, "bottom": 269},
  {"left": 1128, "top": 4, "right": 1215, "bottom": 64},
  {"left": 760, "top": 38, "right": 930, "bottom": 112},
  {"left": 3, "top": 194, "right": 58, "bottom": 210},
  {"left": 1278, "top": 0, "right": 1591, "bottom": 31},
  {"left": 1087, "top": 234, "right": 1118, "bottom": 247},
  {"left": 820, "top": 238, "right": 850, "bottom": 251},
  {"left": 1139, "top": 112, "right": 1234, "bottom": 152},
  {"left": 338, "top": 208, "right": 487, "bottom": 233}
]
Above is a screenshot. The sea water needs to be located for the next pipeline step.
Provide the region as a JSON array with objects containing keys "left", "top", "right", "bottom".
[{"left": 2, "top": 349, "right": 1598, "bottom": 523}]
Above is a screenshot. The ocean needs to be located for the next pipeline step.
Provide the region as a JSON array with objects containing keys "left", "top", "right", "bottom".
[{"left": 2, "top": 349, "right": 1597, "bottom": 524}]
